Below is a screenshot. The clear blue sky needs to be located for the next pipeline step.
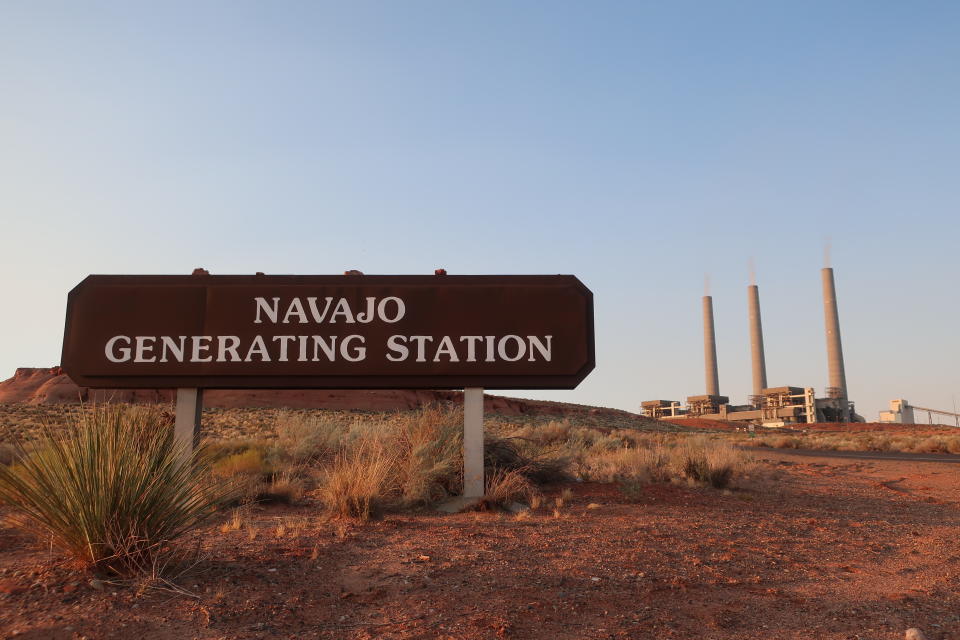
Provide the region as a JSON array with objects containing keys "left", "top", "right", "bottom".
[{"left": 2, "top": 1, "right": 959, "bottom": 419}]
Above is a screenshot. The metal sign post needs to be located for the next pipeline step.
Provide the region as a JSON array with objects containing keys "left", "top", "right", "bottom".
[
  {"left": 174, "top": 388, "right": 203, "bottom": 455},
  {"left": 463, "top": 387, "right": 484, "bottom": 498}
]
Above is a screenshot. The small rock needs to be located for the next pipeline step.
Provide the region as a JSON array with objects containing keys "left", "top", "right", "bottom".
[
  {"left": 905, "top": 629, "right": 928, "bottom": 640},
  {"left": 506, "top": 502, "right": 528, "bottom": 514},
  {"left": 436, "top": 496, "right": 482, "bottom": 513}
]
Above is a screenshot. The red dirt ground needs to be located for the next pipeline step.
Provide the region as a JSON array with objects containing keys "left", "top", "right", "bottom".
[{"left": 2, "top": 450, "right": 958, "bottom": 640}]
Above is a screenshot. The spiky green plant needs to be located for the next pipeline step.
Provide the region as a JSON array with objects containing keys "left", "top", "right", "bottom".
[{"left": 0, "top": 404, "right": 231, "bottom": 575}]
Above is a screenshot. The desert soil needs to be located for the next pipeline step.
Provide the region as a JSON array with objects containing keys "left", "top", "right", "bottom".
[{"left": 2, "top": 449, "right": 958, "bottom": 640}]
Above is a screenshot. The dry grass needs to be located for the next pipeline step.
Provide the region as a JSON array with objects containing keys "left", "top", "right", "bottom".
[
  {"left": 673, "top": 437, "right": 744, "bottom": 489},
  {"left": 205, "top": 408, "right": 756, "bottom": 519},
  {"left": 261, "top": 472, "right": 305, "bottom": 504},
  {"left": 747, "top": 430, "right": 960, "bottom": 454},
  {"left": 219, "top": 510, "right": 243, "bottom": 534},
  {"left": 275, "top": 412, "right": 349, "bottom": 463},
  {"left": 308, "top": 406, "right": 570, "bottom": 519},
  {"left": 391, "top": 407, "right": 464, "bottom": 504},
  {"left": 583, "top": 445, "right": 671, "bottom": 483},
  {"left": 479, "top": 468, "right": 535, "bottom": 510},
  {"left": 0, "top": 442, "right": 20, "bottom": 466},
  {"left": 577, "top": 435, "right": 747, "bottom": 492},
  {"left": 317, "top": 437, "right": 396, "bottom": 520},
  {"left": 212, "top": 448, "right": 272, "bottom": 477}
]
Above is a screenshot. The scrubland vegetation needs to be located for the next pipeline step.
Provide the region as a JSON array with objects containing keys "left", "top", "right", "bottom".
[
  {"left": 202, "top": 410, "right": 751, "bottom": 519},
  {"left": 0, "top": 403, "right": 753, "bottom": 578},
  {"left": 743, "top": 430, "right": 960, "bottom": 454}
]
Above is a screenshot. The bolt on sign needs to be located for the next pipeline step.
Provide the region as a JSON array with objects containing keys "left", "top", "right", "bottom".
[{"left": 61, "top": 274, "right": 595, "bottom": 390}]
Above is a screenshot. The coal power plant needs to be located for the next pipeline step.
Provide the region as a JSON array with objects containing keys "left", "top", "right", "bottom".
[{"left": 641, "top": 266, "right": 861, "bottom": 426}]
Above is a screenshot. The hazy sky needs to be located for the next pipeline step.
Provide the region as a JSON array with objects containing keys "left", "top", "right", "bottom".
[{"left": 2, "top": 1, "right": 959, "bottom": 419}]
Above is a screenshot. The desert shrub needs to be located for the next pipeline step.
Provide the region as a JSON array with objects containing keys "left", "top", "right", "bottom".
[
  {"left": 275, "top": 412, "right": 347, "bottom": 462},
  {"left": 0, "top": 442, "right": 19, "bottom": 466},
  {"left": 913, "top": 436, "right": 947, "bottom": 454},
  {"left": 533, "top": 420, "right": 572, "bottom": 445},
  {"left": 203, "top": 439, "right": 277, "bottom": 465},
  {"left": 618, "top": 476, "right": 647, "bottom": 501},
  {"left": 863, "top": 435, "right": 892, "bottom": 452},
  {"left": 581, "top": 445, "right": 672, "bottom": 483},
  {"left": 946, "top": 437, "right": 960, "bottom": 454},
  {"left": 566, "top": 427, "right": 608, "bottom": 451},
  {"left": 259, "top": 471, "right": 305, "bottom": 505},
  {"left": 769, "top": 436, "right": 803, "bottom": 449},
  {"left": 313, "top": 406, "right": 572, "bottom": 517},
  {"left": 0, "top": 405, "right": 231, "bottom": 575},
  {"left": 317, "top": 437, "right": 395, "bottom": 520},
  {"left": 508, "top": 420, "right": 571, "bottom": 446},
  {"left": 672, "top": 437, "right": 743, "bottom": 489},
  {"left": 316, "top": 407, "right": 464, "bottom": 517},
  {"left": 485, "top": 435, "right": 569, "bottom": 483},
  {"left": 212, "top": 448, "right": 272, "bottom": 477},
  {"left": 479, "top": 468, "right": 535, "bottom": 510},
  {"left": 592, "top": 433, "right": 627, "bottom": 452},
  {"left": 643, "top": 445, "right": 674, "bottom": 483},
  {"left": 613, "top": 430, "right": 661, "bottom": 449},
  {"left": 206, "top": 440, "right": 306, "bottom": 505},
  {"left": 390, "top": 406, "right": 464, "bottom": 504}
]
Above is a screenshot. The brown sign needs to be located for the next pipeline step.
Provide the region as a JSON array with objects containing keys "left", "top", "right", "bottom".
[{"left": 61, "top": 274, "right": 594, "bottom": 390}]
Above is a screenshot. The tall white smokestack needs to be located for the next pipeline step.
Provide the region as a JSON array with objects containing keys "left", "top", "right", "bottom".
[
  {"left": 747, "top": 284, "right": 767, "bottom": 398},
  {"left": 821, "top": 267, "right": 849, "bottom": 421},
  {"left": 702, "top": 295, "right": 719, "bottom": 396}
]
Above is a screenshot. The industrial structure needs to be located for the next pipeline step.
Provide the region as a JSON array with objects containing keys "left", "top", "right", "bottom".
[
  {"left": 879, "top": 399, "right": 960, "bottom": 426},
  {"left": 641, "top": 266, "right": 859, "bottom": 427}
]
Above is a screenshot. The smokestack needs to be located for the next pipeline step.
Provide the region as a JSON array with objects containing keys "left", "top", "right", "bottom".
[
  {"left": 821, "top": 267, "right": 849, "bottom": 420},
  {"left": 702, "top": 295, "right": 719, "bottom": 396},
  {"left": 747, "top": 284, "right": 767, "bottom": 397}
]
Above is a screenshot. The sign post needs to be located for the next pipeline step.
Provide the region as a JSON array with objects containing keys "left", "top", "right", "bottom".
[
  {"left": 174, "top": 388, "right": 203, "bottom": 454},
  {"left": 62, "top": 273, "right": 594, "bottom": 497},
  {"left": 463, "top": 387, "right": 484, "bottom": 498}
]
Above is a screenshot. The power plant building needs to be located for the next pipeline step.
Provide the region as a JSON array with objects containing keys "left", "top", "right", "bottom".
[{"left": 641, "top": 267, "right": 859, "bottom": 427}]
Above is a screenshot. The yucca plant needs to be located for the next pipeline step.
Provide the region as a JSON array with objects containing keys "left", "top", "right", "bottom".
[{"left": 0, "top": 404, "right": 231, "bottom": 575}]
